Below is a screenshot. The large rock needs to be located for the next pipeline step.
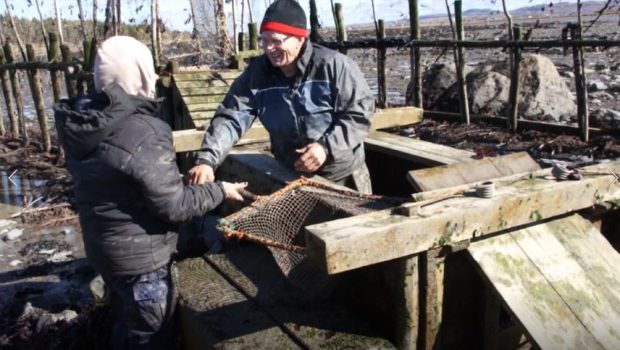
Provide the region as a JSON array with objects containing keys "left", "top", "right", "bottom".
[
  {"left": 420, "top": 61, "right": 473, "bottom": 109},
  {"left": 466, "top": 71, "right": 511, "bottom": 116},
  {"left": 517, "top": 54, "right": 577, "bottom": 122}
]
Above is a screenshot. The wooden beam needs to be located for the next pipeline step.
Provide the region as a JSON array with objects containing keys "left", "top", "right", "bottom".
[
  {"left": 305, "top": 160, "right": 620, "bottom": 274},
  {"left": 407, "top": 152, "right": 540, "bottom": 192},
  {"left": 172, "top": 106, "right": 423, "bottom": 153},
  {"left": 365, "top": 130, "right": 474, "bottom": 166}
]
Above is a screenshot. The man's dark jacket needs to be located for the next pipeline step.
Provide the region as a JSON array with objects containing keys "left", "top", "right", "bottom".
[{"left": 54, "top": 84, "right": 225, "bottom": 276}]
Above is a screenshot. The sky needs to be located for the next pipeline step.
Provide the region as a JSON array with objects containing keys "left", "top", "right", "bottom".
[{"left": 8, "top": 0, "right": 580, "bottom": 32}]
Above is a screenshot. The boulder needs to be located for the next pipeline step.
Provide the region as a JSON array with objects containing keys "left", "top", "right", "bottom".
[
  {"left": 466, "top": 71, "right": 511, "bottom": 115},
  {"left": 518, "top": 54, "right": 577, "bottom": 122},
  {"left": 420, "top": 61, "right": 472, "bottom": 109}
]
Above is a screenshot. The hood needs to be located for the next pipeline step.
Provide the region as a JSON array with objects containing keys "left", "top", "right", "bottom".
[{"left": 54, "top": 83, "right": 161, "bottom": 160}]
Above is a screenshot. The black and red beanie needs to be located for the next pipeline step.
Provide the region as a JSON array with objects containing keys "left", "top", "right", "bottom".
[{"left": 260, "top": 0, "right": 308, "bottom": 38}]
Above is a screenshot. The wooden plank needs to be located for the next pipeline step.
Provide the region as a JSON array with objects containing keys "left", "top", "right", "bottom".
[
  {"left": 305, "top": 160, "right": 620, "bottom": 274},
  {"left": 365, "top": 130, "right": 475, "bottom": 166},
  {"left": 172, "top": 107, "right": 424, "bottom": 153},
  {"left": 184, "top": 95, "right": 227, "bottom": 104},
  {"left": 407, "top": 152, "right": 540, "bottom": 192},
  {"left": 176, "top": 79, "right": 235, "bottom": 89},
  {"left": 394, "top": 256, "right": 420, "bottom": 350},
  {"left": 177, "top": 86, "right": 230, "bottom": 95},
  {"left": 187, "top": 102, "right": 222, "bottom": 112},
  {"left": 469, "top": 214, "right": 620, "bottom": 349},
  {"left": 423, "top": 248, "right": 445, "bottom": 350},
  {"left": 468, "top": 223, "right": 603, "bottom": 350},
  {"left": 173, "top": 69, "right": 242, "bottom": 81},
  {"left": 173, "top": 125, "right": 269, "bottom": 153}
]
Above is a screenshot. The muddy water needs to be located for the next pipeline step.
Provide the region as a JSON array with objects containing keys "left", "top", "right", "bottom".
[{"left": 0, "top": 170, "right": 45, "bottom": 219}]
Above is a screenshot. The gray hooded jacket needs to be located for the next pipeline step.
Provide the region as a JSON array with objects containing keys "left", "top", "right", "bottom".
[{"left": 196, "top": 43, "right": 374, "bottom": 181}]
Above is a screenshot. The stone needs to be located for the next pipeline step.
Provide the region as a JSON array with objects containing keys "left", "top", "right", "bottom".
[
  {"left": 466, "top": 71, "right": 511, "bottom": 115},
  {"left": 517, "top": 54, "right": 578, "bottom": 122},
  {"left": 36, "top": 309, "right": 79, "bottom": 333},
  {"left": 420, "top": 61, "right": 473, "bottom": 109},
  {"left": 588, "top": 81, "right": 609, "bottom": 92},
  {"left": 9, "top": 259, "right": 22, "bottom": 267},
  {"left": 5, "top": 228, "right": 23, "bottom": 241}
]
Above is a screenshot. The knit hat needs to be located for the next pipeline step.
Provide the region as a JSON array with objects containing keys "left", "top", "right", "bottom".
[
  {"left": 260, "top": 0, "right": 308, "bottom": 38},
  {"left": 94, "top": 36, "right": 158, "bottom": 98}
]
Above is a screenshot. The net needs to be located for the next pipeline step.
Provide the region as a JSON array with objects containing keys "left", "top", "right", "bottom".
[{"left": 217, "top": 178, "right": 406, "bottom": 295}]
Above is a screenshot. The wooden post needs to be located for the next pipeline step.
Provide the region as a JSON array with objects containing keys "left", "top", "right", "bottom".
[
  {"left": 26, "top": 44, "right": 51, "bottom": 152},
  {"left": 507, "top": 26, "right": 522, "bottom": 132},
  {"left": 422, "top": 248, "right": 445, "bottom": 350},
  {"left": 82, "top": 37, "right": 97, "bottom": 93},
  {"left": 454, "top": 1, "right": 470, "bottom": 124},
  {"left": 61, "top": 44, "right": 77, "bottom": 98},
  {"left": 48, "top": 32, "right": 63, "bottom": 102},
  {"left": 395, "top": 256, "right": 421, "bottom": 350},
  {"left": 309, "top": 0, "right": 321, "bottom": 43},
  {"left": 408, "top": 0, "right": 422, "bottom": 107},
  {"left": 4, "top": 42, "right": 28, "bottom": 145},
  {"left": 377, "top": 19, "right": 387, "bottom": 108},
  {"left": 571, "top": 24, "right": 589, "bottom": 142},
  {"left": 248, "top": 23, "right": 258, "bottom": 50},
  {"left": 334, "top": 3, "right": 347, "bottom": 54},
  {"left": 237, "top": 32, "right": 245, "bottom": 52},
  {"left": 0, "top": 48, "right": 17, "bottom": 137}
]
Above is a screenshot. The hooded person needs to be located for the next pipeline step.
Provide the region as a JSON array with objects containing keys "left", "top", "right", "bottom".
[
  {"left": 54, "top": 36, "right": 247, "bottom": 349},
  {"left": 188, "top": 0, "right": 375, "bottom": 194}
]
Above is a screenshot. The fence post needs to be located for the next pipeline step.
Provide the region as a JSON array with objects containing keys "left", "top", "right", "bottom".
[
  {"left": 454, "top": 0, "right": 470, "bottom": 124},
  {"left": 408, "top": 0, "right": 422, "bottom": 107},
  {"left": 334, "top": 3, "right": 348, "bottom": 55},
  {"left": 48, "top": 32, "right": 63, "bottom": 102},
  {"left": 237, "top": 32, "right": 245, "bottom": 52},
  {"left": 571, "top": 24, "right": 589, "bottom": 142},
  {"left": 377, "top": 19, "right": 387, "bottom": 108},
  {"left": 248, "top": 23, "right": 258, "bottom": 50},
  {"left": 0, "top": 48, "right": 17, "bottom": 137},
  {"left": 61, "top": 45, "right": 77, "bottom": 98},
  {"left": 507, "top": 26, "right": 522, "bottom": 132},
  {"left": 26, "top": 44, "right": 51, "bottom": 153},
  {"left": 4, "top": 42, "right": 28, "bottom": 145}
]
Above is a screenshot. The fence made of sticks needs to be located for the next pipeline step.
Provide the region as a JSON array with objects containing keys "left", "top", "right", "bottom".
[{"left": 0, "top": 0, "right": 619, "bottom": 150}]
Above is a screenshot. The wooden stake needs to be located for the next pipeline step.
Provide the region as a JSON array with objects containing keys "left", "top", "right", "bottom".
[
  {"left": 48, "top": 32, "right": 63, "bottom": 102},
  {"left": 60, "top": 45, "right": 77, "bottom": 98},
  {"left": 0, "top": 48, "right": 16, "bottom": 137},
  {"left": 507, "top": 26, "right": 522, "bottom": 132},
  {"left": 334, "top": 3, "right": 347, "bottom": 54},
  {"left": 248, "top": 23, "right": 258, "bottom": 50},
  {"left": 4, "top": 42, "right": 28, "bottom": 145},
  {"left": 571, "top": 24, "right": 589, "bottom": 142},
  {"left": 377, "top": 20, "right": 387, "bottom": 108},
  {"left": 454, "top": 1, "right": 470, "bottom": 124},
  {"left": 26, "top": 44, "right": 51, "bottom": 152},
  {"left": 309, "top": 0, "right": 321, "bottom": 43},
  {"left": 408, "top": 0, "right": 422, "bottom": 107}
]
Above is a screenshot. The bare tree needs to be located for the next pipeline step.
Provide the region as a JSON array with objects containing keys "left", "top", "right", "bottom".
[
  {"left": 232, "top": 0, "right": 238, "bottom": 54},
  {"left": 502, "top": 0, "right": 514, "bottom": 70},
  {"left": 189, "top": 0, "right": 202, "bottom": 51},
  {"left": 53, "top": 0, "right": 64, "bottom": 44},
  {"left": 116, "top": 0, "right": 121, "bottom": 35},
  {"left": 3, "top": 0, "right": 26, "bottom": 60},
  {"left": 0, "top": 16, "right": 6, "bottom": 44},
  {"left": 104, "top": 0, "right": 114, "bottom": 38},
  {"left": 214, "top": 0, "right": 231, "bottom": 64},
  {"left": 34, "top": 0, "right": 50, "bottom": 53},
  {"left": 77, "top": 0, "right": 89, "bottom": 41}
]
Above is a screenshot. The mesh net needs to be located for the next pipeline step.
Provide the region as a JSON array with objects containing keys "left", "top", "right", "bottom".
[{"left": 217, "top": 178, "right": 405, "bottom": 294}]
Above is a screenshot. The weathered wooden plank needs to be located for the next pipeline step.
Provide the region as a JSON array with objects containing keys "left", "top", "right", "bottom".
[
  {"left": 175, "top": 79, "right": 235, "bottom": 89},
  {"left": 305, "top": 160, "right": 620, "bottom": 274},
  {"left": 407, "top": 152, "right": 540, "bottom": 192},
  {"left": 173, "top": 69, "right": 242, "bottom": 82},
  {"left": 187, "top": 102, "right": 222, "bottom": 112},
  {"left": 509, "top": 217, "right": 620, "bottom": 349},
  {"left": 365, "top": 130, "right": 475, "bottom": 166},
  {"left": 177, "top": 86, "right": 230, "bottom": 95},
  {"left": 173, "top": 125, "right": 269, "bottom": 153},
  {"left": 394, "top": 256, "right": 420, "bottom": 350},
  {"left": 172, "top": 107, "right": 424, "bottom": 153},
  {"left": 423, "top": 248, "right": 445, "bottom": 350},
  {"left": 184, "top": 95, "right": 227, "bottom": 104},
  {"left": 468, "top": 222, "right": 604, "bottom": 350}
]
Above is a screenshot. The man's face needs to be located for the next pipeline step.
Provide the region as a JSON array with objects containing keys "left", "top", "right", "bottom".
[{"left": 260, "top": 31, "right": 305, "bottom": 74}]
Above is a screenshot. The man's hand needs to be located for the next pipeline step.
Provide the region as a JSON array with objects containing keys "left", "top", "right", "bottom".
[
  {"left": 188, "top": 164, "right": 215, "bottom": 185},
  {"left": 294, "top": 142, "right": 327, "bottom": 173},
  {"left": 221, "top": 181, "right": 248, "bottom": 201}
]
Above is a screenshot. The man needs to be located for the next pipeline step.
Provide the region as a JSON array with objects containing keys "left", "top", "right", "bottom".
[
  {"left": 188, "top": 0, "right": 375, "bottom": 193},
  {"left": 54, "top": 36, "right": 247, "bottom": 349}
]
